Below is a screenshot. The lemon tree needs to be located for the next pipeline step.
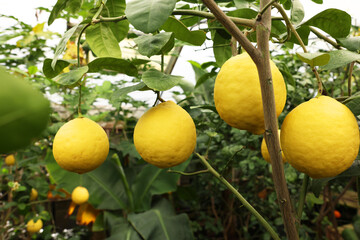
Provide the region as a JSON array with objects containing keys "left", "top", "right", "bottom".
[{"left": 2, "top": 0, "right": 360, "bottom": 239}]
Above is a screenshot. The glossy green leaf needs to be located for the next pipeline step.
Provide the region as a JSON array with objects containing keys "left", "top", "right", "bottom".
[
  {"left": 0, "top": 68, "right": 50, "bottom": 153},
  {"left": 128, "top": 199, "right": 194, "bottom": 240},
  {"left": 338, "top": 37, "right": 360, "bottom": 52},
  {"left": 53, "top": 66, "right": 88, "bottom": 86},
  {"left": 45, "top": 150, "right": 128, "bottom": 210},
  {"left": 86, "top": 23, "right": 122, "bottom": 58},
  {"left": 87, "top": 57, "right": 138, "bottom": 76},
  {"left": 48, "top": 0, "right": 70, "bottom": 25},
  {"left": 132, "top": 160, "right": 189, "bottom": 211},
  {"left": 233, "top": 0, "right": 251, "bottom": 9},
  {"left": 125, "top": 0, "right": 177, "bottom": 33},
  {"left": 104, "top": 213, "right": 142, "bottom": 240},
  {"left": 213, "top": 30, "right": 232, "bottom": 67},
  {"left": 142, "top": 69, "right": 182, "bottom": 91},
  {"left": 290, "top": 0, "right": 304, "bottom": 25},
  {"left": 135, "top": 32, "right": 174, "bottom": 58},
  {"left": 343, "top": 93, "right": 360, "bottom": 116},
  {"left": 105, "top": 0, "right": 129, "bottom": 42},
  {"left": 311, "top": 0, "right": 322, "bottom": 3},
  {"left": 110, "top": 82, "right": 146, "bottom": 106},
  {"left": 161, "top": 17, "right": 206, "bottom": 46},
  {"left": 296, "top": 52, "right": 330, "bottom": 68},
  {"left": 43, "top": 58, "right": 75, "bottom": 78},
  {"left": 52, "top": 24, "right": 79, "bottom": 70},
  {"left": 288, "top": 25, "right": 310, "bottom": 46},
  {"left": 321, "top": 50, "right": 360, "bottom": 70},
  {"left": 303, "top": 9, "right": 351, "bottom": 38},
  {"left": 65, "top": 0, "right": 82, "bottom": 14}
]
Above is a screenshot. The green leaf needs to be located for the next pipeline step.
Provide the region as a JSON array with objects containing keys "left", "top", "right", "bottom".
[
  {"left": 288, "top": 25, "right": 310, "bottom": 46},
  {"left": 338, "top": 37, "right": 360, "bottom": 52},
  {"left": 110, "top": 82, "right": 146, "bottom": 106},
  {"left": 53, "top": 66, "right": 88, "bottom": 86},
  {"left": 104, "top": 213, "right": 142, "bottom": 240},
  {"left": 86, "top": 23, "right": 122, "bottom": 58},
  {"left": 43, "top": 58, "right": 74, "bottom": 78},
  {"left": 132, "top": 160, "right": 189, "bottom": 211},
  {"left": 302, "top": 9, "right": 351, "bottom": 38},
  {"left": 142, "top": 69, "right": 182, "bottom": 91},
  {"left": 290, "top": 0, "right": 304, "bottom": 25},
  {"left": 128, "top": 199, "right": 194, "bottom": 240},
  {"left": 161, "top": 17, "right": 206, "bottom": 46},
  {"left": 321, "top": 50, "right": 360, "bottom": 70},
  {"left": 311, "top": 0, "right": 322, "bottom": 3},
  {"left": 232, "top": 0, "right": 251, "bottom": 9},
  {"left": 48, "top": 0, "right": 70, "bottom": 25},
  {"left": 0, "top": 67, "right": 50, "bottom": 153},
  {"left": 343, "top": 93, "right": 360, "bottom": 116},
  {"left": 52, "top": 24, "right": 79, "bottom": 70},
  {"left": 212, "top": 30, "right": 232, "bottom": 67},
  {"left": 135, "top": 32, "right": 174, "bottom": 58},
  {"left": 296, "top": 52, "right": 330, "bottom": 68},
  {"left": 125, "top": 0, "right": 177, "bottom": 33},
  {"left": 45, "top": 150, "right": 128, "bottom": 210},
  {"left": 87, "top": 57, "right": 138, "bottom": 76},
  {"left": 105, "top": 0, "right": 129, "bottom": 42}
]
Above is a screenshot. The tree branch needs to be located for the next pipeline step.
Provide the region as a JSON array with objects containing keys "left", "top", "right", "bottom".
[
  {"left": 202, "top": 0, "right": 259, "bottom": 60},
  {"left": 256, "top": 1, "right": 299, "bottom": 239}
]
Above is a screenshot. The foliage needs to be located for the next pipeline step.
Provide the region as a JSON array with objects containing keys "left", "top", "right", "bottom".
[{"left": 1, "top": 0, "right": 360, "bottom": 239}]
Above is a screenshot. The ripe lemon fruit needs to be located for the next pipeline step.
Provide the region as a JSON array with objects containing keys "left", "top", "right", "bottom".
[
  {"left": 280, "top": 96, "right": 359, "bottom": 178},
  {"left": 214, "top": 52, "right": 286, "bottom": 134},
  {"left": 29, "top": 188, "right": 38, "bottom": 201},
  {"left": 26, "top": 219, "right": 43, "bottom": 234},
  {"left": 72, "top": 186, "right": 89, "bottom": 205},
  {"left": 53, "top": 117, "right": 109, "bottom": 174},
  {"left": 133, "top": 101, "right": 196, "bottom": 168},
  {"left": 261, "top": 130, "right": 286, "bottom": 163},
  {"left": 5, "top": 154, "right": 15, "bottom": 166}
]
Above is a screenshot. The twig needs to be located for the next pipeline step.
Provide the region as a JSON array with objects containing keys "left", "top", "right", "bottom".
[
  {"left": 348, "top": 61, "right": 355, "bottom": 96},
  {"left": 167, "top": 169, "right": 209, "bottom": 176},
  {"left": 195, "top": 152, "right": 280, "bottom": 240}
]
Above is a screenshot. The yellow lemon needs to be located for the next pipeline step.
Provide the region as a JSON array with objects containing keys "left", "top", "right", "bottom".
[
  {"left": 26, "top": 219, "right": 43, "bottom": 234},
  {"left": 53, "top": 117, "right": 109, "bottom": 174},
  {"left": 5, "top": 154, "right": 15, "bottom": 166},
  {"left": 29, "top": 188, "right": 38, "bottom": 201},
  {"left": 261, "top": 130, "right": 286, "bottom": 163},
  {"left": 280, "top": 96, "right": 359, "bottom": 178},
  {"left": 214, "top": 52, "right": 287, "bottom": 134},
  {"left": 72, "top": 186, "right": 89, "bottom": 205},
  {"left": 133, "top": 101, "right": 196, "bottom": 168}
]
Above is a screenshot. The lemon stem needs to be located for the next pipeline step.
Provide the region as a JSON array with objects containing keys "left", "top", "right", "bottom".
[
  {"left": 296, "top": 174, "right": 309, "bottom": 229},
  {"left": 195, "top": 152, "right": 281, "bottom": 240},
  {"left": 78, "top": 83, "right": 82, "bottom": 116}
]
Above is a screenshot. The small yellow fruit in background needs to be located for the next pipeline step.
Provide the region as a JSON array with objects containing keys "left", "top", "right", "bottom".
[
  {"left": 5, "top": 154, "right": 15, "bottom": 166},
  {"left": 280, "top": 96, "right": 359, "bottom": 179},
  {"left": 29, "top": 188, "right": 38, "bottom": 201},
  {"left": 214, "top": 52, "right": 287, "bottom": 135},
  {"left": 53, "top": 117, "right": 109, "bottom": 174},
  {"left": 71, "top": 186, "right": 89, "bottom": 205},
  {"left": 261, "top": 130, "right": 286, "bottom": 163},
  {"left": 133, "top": 101, "right": 197, "bottom": 168},
  {"left": 26, "top": 219, "right": 43, "bottom": 234}
]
